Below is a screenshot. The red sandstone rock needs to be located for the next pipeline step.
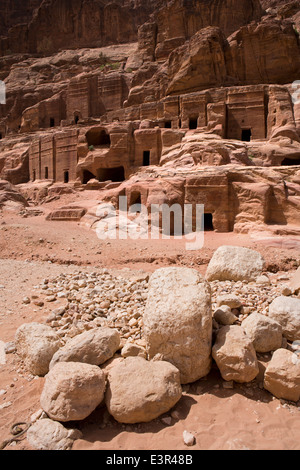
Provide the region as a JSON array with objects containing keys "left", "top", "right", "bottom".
[
  {"left": 0, "top": 180, "right": 28, "bottom": 211},
  {"left": 0, "top": 1, "right": 300, "bottom": 239}
]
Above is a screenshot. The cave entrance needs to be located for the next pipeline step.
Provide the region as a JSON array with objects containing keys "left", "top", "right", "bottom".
[
  {"left": 0, "top": 133, "right": 2, "bottom": 140},
  {"left": 143, "top": 151, "right": 150, "bottom": 166},
  {"left": 189, "top": 118, "right": 198, "bottom": 130},
  {"left": 86, "top": 129, "right": 111, "bottom": 147},
  {"left": 74, "top": 115, "right": 79, "bottom": 125},
  {"left": 129, "top": 192, "right": 142, "bottom": 213},
  {"left": 45, "top": 167, "right": 49, "bottom": 179},
  {"left": 97, "top": 166, "right": 125, "bottom": 183},
  {"left": 32, "top": 170, "right": 36, "bottom": 182},
  {"left": 204, "top": 213, "right": 214, "bottom": 231},
  {"left": 82, "top": 170, "right": 96, "bottom": 184},
  {"left": 50, "top": 118, "right": 55, "bottom": 128},
  {"left": 241, "top": 129, "right": 252, "bottom": 142},
  {"left": 281, "top": 157, "right": 300, "bottom": 166},
  {"left": 64, "top": 171, "right": 69, "bottom": 184},
  {"left": 164, "top": 121, "right": 172, "bottom": 129}
]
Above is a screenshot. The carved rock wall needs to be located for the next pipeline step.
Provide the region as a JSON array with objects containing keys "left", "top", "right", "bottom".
[{"left": 0, "top": 0, "right": 162, "bottom": 55}]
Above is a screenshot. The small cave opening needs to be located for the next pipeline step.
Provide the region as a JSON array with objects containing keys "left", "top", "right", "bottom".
[
  {"left": 164, "top": 121, "right": 172, "bottom": 129},
  {"left": 204, "top": 213, "right": 214, "bottom": 231},
  {"left": 32, "top": 170, "right": 36, "bottom": 182},
  {"left": 82, "top": 170, "right": 96, "bottom": 184},
  {"left": 45, "top": 167, "right": 49, "bottom": 179},
  {"left": 143, "top": 150, "right": 150, "bottom": 166},
  {"left": 86, "top": 129, "right": 111, "bottom": 147},
  {"left": 129, "top": 192, "right": 142, "bottom": 213},
  {"left": 241, "top": 129, "right": 252, "bottom": 142},
  {"left": 97, "top": 166, "right": 125, "bottom": 183},
  {"left": 281, "top": 157, "right": 300, "bottom": 166},
  {"left": 50, "top": 117, "right": 55, "bottom": 128}
]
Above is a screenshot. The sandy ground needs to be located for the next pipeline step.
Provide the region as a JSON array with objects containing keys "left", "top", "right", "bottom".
[{"left": 0, "top": 202, "right": 300, "bottom": 451}]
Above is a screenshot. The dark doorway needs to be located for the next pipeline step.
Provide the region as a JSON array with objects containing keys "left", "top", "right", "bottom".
[
  {"left": 74, "top": 115, "right": 79, "bottom": 125},
  {"left": 45, "top": 167, "right": 48, "bottom": 179},
  {"left": 97, "top": 166, "right": 125, "bottom": 183},
  {"left": 50, "top": 118, "right": 55, "bottom": 128},
  {"left": 281, "top": 157, "right": 300, "bottom": 166},
  {"left": 82, "top": 170, "right": 96, "bottom": 184},
  {"left": 64, "top": 171, "right": 69, "bottom": 184},
  {"left": 32, "top": 170, "right": 36, "bottom": 182},
  {"left": 130, "top": 192, "right": 142, "bottom": 213},
  {"left": 143, "top": 151, "right": 150, "bottom": 166},
  {"left": 241, "top": 129, "right": 252, "bottom": 142},
  {"left": 0, "top": 133, "right": 2, "bottom": 140},
  {"left": 189, "top": 119, "right": 198, "bottom": 130},
  {"left": 204, "top": 213, "right": 214, "bottom": 231},
  {"left": 165, "top": 121, "right": 172, "bottom": 129}
]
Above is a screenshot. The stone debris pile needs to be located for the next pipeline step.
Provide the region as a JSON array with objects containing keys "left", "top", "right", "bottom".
[
  {"left": 9, "top": 246, "right": 300, "bottom": 450},
  {"left": 34, "top": 269, "right": 149, "bottom": 346}
]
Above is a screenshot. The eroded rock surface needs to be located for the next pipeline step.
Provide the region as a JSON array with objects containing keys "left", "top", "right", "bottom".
[
  {"left": 105, "top": 356, "right": 182, "bottom": 423},
  {"left": 15, "top": 322, "right": 62, "bottom": 376},
  {"left": 49, "top": 327, "right": 120, "bottom": 368},
  {"left": 268, "top": 296, "right": 300, "bottom": 341},
  {"left": 40, "top": 362, "right": 106, "bottom": 422},
  {"left": 264, "top": 348, "right": 300, "bottom": 402},
  {"left": 27, "top": 418, "right": 82, "bottom": 451},
  {"left": 241, "top": 313, "right": 283, "bottom": 353},
  {"left": 212, "top": 325, "right": 259, "bottom": 383},
  {"left": 143, "top": 267, "right": 212, "bottom": 384},
  {"left": 206, "top": 246, "right": 265, "bottom": 282}
]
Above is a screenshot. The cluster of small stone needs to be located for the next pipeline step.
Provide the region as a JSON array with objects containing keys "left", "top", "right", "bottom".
[
  {"left": 210, "top": 273, "right": 291, "bottom": 324},
  {"left": 34, "top": 269, "right": 149, "bottom": 346},
  {"left": 29, "top": 269, "right": 295, "bottom": 349}
]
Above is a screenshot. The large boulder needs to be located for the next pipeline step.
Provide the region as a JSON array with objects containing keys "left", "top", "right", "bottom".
[
  {"left": 212, "top": 325, "right": 259, "bottom": 383},
  {"left": 15, "top": 322, "right": 62, "bottom": 376},
  {"left": 205, "top": 246, "right": 265, "bottom": 282},
  {"left": 143, "top": 267, "right": 212, "bottom": 384},
  {"left": 27, "top": 419, "right": 82, "bottom": 451},
  {"left": 49, "top": 327, "right": 120, "bottom": 368},
  {"left": 264, "top": 349, "right": 300, "bottom": 402},
  {"left": 241, "top": 313, "right": 283, "bottom": 353},
  {"left": 40, "top": 362, "right": 106, "bottom": 422},
  {"left": 268, "top": 296, "right": 300, "bottom": 341},
  {"left": 105, "top": 356, "right": 182, "bottom": 424}
]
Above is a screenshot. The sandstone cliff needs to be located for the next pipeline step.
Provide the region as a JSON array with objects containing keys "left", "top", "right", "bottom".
[
  {"left": 0, "top": 0, "right": 42, "bottom": 35},
  {"left": 0, "top": 0, "right": 164, "bottom": 55},
  {"left": 0, "top": 0, "right": 300, "bottom": 238}
]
